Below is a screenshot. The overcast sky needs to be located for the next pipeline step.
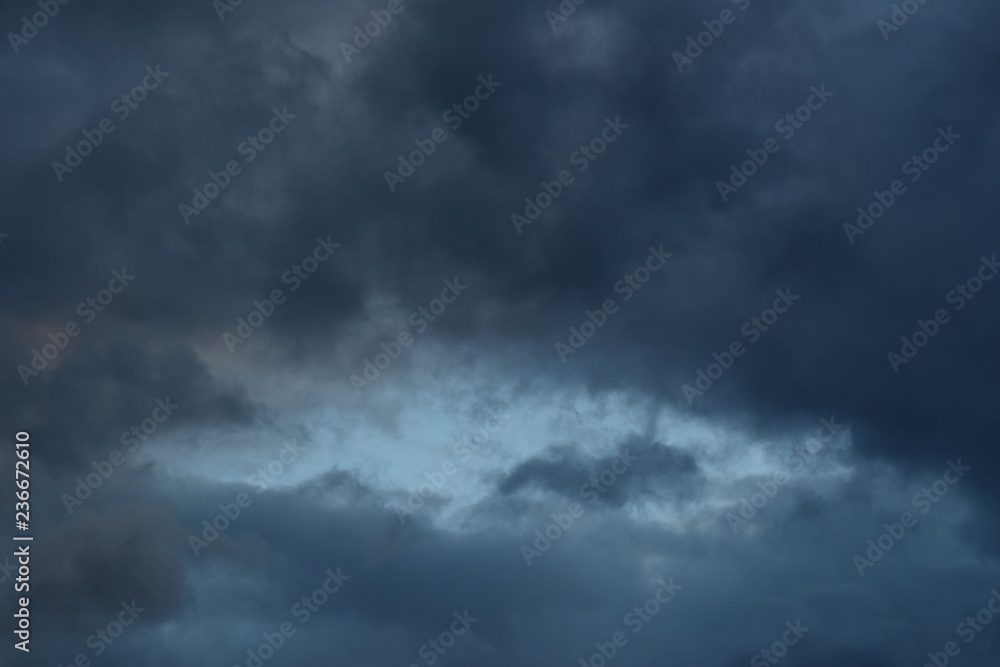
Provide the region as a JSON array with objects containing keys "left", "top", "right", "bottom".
[{"left": 3, "top": 0, "right": 1000, "bottom": 666}]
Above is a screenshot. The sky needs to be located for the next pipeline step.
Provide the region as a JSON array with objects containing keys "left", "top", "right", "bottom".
[{"left": 2, "top": 0, "right": 1000, "bottom": 666}]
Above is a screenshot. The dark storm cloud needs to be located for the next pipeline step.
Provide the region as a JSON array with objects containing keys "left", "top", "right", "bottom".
[
  {"left": 3, "top": 334, "right": 256, "bottom": 471},
  {"left": 4, "top": 0, "right": 1000, "bottom": 665},
  {"left": 498, "top": 436, "right": 701, "bottom": 505},
  {"left": 16, "top": 452, "right": 982, "bottom": 667}
]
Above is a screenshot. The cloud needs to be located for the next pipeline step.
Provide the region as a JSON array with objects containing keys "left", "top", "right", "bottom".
[{"left": 4, "top": 0, "right": 1000, "bottom": 664}]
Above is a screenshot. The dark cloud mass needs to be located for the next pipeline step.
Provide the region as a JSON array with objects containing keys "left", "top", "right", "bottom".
[{"left": 2, "top": 0, "right": 1000, "bottom": 665}]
